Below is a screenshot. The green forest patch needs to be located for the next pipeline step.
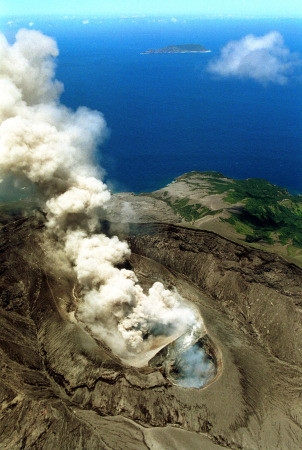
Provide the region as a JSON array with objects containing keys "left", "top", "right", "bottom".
[{"left": 215, "top": 179, "right": 302, "bottom": 248}]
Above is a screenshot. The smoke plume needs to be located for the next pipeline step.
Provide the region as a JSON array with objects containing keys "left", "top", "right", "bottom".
[{"left": 0, "top": 29, "right": 204, "bottom": 365}]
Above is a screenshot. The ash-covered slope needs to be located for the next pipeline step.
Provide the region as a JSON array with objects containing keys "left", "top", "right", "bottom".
[
  {"left": 1, "top": 213, "right": 301, "bottom": 449},
  {"left": 107, "top": 171, "right": 302, "bottom": 267},
  {"left": 1, "top": 29, "right": 301, "bottom": 450}
]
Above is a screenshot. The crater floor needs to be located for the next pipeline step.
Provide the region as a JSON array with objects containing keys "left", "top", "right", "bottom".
[{"left": 0, "top": 215, "right": 301, "bottom": 449}]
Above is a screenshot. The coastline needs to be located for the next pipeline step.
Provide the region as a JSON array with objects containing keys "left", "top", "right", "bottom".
[{"left": 141, "top": 50, "right": 211, "bottom": 54}]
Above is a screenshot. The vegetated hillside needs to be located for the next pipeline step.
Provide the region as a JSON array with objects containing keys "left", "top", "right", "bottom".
[
  {"left": 139, "top": 171, "right": 302, "bottom": 266},
  {"left": 142, "top": 44, "right": 209, "bottom": 53},
  {"left": 159, "top": 44, "right": 208, "bottom": 52}
]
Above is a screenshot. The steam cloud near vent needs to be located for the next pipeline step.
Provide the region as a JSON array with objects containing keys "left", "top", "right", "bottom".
[{"left": 0, "top": 30, "right": 205, "bottom": 365}]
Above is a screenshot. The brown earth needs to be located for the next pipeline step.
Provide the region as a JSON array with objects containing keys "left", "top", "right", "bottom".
[{"left": 0, "top": 215, "right": 301, "bottom": 449}]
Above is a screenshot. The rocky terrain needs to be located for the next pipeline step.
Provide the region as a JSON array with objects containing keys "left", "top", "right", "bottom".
[
  {"left": 2, "top": 26, "right": 300, "bottom": 449},
  {"left": 0, "top": 203, "right": 301, "bottom": 448},
  {"left": 107, "top": 171, "right": 302, "bottom": 267}
]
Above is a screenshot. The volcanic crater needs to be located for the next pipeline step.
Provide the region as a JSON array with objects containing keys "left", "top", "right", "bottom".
[{"left": 0, "top": 212, "right": 301, "bottom": 449}]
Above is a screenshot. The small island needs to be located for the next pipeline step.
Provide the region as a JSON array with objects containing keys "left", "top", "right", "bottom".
[{"left": 141, "top": 44, "right": 211, "bottom": 54}]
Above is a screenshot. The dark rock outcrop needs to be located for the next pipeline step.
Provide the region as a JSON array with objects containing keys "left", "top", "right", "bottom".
[
  {"left": 128, "top": 223, "right": 302, "bottom": 366},
  {"left": 0, "top": 216, "right": 301, "bottom": 449}
]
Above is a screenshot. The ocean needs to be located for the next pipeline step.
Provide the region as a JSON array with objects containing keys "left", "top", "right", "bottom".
[{"left": 2, "top": 17, "right": 302, "bottom": 193}]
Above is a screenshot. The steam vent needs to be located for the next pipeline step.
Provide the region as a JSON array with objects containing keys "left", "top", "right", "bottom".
[
  {"left": 150, "top": 334, "right": 220, "bottom": 389},
  {"left": 1, "top": 214, "right": 301, "bottom": 449},
  {"left": 0, "top": 29, "right": 301, "bottom": 450}
]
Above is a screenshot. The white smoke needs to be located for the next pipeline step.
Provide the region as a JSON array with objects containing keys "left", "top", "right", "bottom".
[
  {"left": 208, "top": 31, "right": 300, "bottom": 85},
  {"left": 0, "top": 29, "right": 204, "bottom": 365}
]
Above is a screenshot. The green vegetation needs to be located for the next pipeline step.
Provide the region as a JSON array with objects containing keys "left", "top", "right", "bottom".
[
  {"left": 170, "top": 199, "right": 211, "bottom": 222},
  {"left": 144, "top": 172, "right": 302, "bottom": 253},
  {"left": 149, "top": 44, "right": 208, "bottom": 53},
  {"left": 149, "top": 191, "right": 216, "bottom": 223},
  {"left": 165, "top": 44, "right": 208, "bottom": 52},
  {"left": 209, "top": 178, "right": 302, "bottom": 248},
  {"left": 177, "top": 171, "right": 225, "bottom": 181},
  {"left": 164, "top": 198, "right": 204, "bottom": 222},
  {"left": 211, "top": 178, "right": 289, "bottom": 203},
  {"left": 176, "top": 173, "right": 302, "bottom": 248}
]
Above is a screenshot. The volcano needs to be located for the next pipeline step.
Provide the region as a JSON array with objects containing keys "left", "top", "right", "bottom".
[
  {"left": 0, "top": 210, "right": 301, "bottom": 449},
  {"left": 0, "top": 29, "right": 301, "bottom": 449}
]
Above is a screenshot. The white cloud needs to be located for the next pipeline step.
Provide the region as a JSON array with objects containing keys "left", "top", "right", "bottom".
[
  {"left": 28, "top": 22, "right": 34, "bottom": 27},
  {"left": 208, "top": 32, "right": 300, "bottom": 85},
  {"left": 171, "top": 17, "right": 178, "bottom": 23},
  {"left": 82, "top": 20, "right": 89, "bottom": 24},
  {"left": 0, "top": 29, "right": 204, "bottom": 367}
]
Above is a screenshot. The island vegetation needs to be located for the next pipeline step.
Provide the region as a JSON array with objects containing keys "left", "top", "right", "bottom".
[
  {"left": 141, "top": 44, "right": 210, "bottom": 54},
  {"left": 138, "top": 171, "right": 302, "bottom": 266}
]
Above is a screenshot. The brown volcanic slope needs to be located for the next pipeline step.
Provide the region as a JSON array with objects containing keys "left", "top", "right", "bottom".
[{"left": 0, "top": 215, "right": 302, "bottom": 449}]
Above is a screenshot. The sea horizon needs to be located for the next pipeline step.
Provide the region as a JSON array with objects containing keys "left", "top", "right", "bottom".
[{"left": 1, "top": 16, "right": 302, "bottom": 194}]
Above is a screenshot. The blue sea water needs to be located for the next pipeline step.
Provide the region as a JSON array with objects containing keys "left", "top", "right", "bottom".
[{"left": 2, "top": 17, "right": 302, "bottom": 193}]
